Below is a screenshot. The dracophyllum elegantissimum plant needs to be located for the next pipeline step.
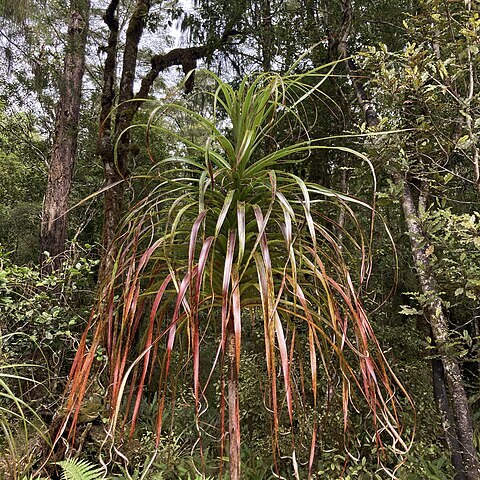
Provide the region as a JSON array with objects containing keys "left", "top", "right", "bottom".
[{"left": 66, "top": 66, "right": 411, "bottom": 478}]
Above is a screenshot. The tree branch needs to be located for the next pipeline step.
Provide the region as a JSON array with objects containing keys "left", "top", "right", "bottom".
[
  {"left": 336, "top": 0, "right": 379, "bottom": 127},
  {"left": 131, "top": 30, "right": 239, "bottom": 121}
]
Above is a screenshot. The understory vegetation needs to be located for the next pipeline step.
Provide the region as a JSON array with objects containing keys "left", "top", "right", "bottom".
[{"left": 0, "top": 248, "right": 461, "bottom": 478}]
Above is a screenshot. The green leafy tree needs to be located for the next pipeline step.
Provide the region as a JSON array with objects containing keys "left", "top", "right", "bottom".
[
  {"left": 360, "top": 1, "right": 480, "bottom": 477},
  {"left": 0, "top": 104, "right": 47, "bottom": 262}
]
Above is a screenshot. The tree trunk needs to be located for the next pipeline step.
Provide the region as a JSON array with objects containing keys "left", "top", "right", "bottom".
[
  {"left": 331, "top": 2, "right": 478, "bottom": 474},
  {"left": 227, "top": 319, "right": 241, "bottom": 480},
  {"left": 397, "top": 174, "right": 480, "bottom": 480},
  {"left": 40, "top": 0, "right": 90, "bottom": 271},
  {"left": 432, "top": 358, "right": 467, "bottom": 480},
  {"left": 96, "top": 0, "right": 120, "bottom": 281},
  {"left": 336, "top": 0, "right": 379, "bottom": 127},
  {"left": 98, "top": 0, "right": 148, "bottom": 280},
  {"left": 96, "top": 0, "right": 237, "bottom": 282},
  {"left": 260, "top": 0, "right": 273, "bottom": 72}
]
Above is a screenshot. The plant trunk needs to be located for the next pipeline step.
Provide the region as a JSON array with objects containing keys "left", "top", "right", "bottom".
[
  {"left": 432, "top": 357, "right": 467, "bottom": 480},
  {"left": 227, "top": 319, "right": 241, "bottom": 480},
  {"left": 99, "top": 161, "right": 126, "bottom": 281},
  {"left": 96, "top": 0, "right": 120, "bottom": 281},
  {"left": 40, "top": 0, "right": 90, "bottom": 272},
  {"left": 260, "top": 0, "right": 273, "bottom": 72},
  {"left": 98, "top": 0, "right": 149, "bottom": 281},
  {"left": 396, "top": 173, "right": 480, "bottom": 480}
]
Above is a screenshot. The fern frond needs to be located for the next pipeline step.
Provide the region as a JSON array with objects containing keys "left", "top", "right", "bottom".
[{"left": 56, "top": 458, "right": 104, "bottom": 480}]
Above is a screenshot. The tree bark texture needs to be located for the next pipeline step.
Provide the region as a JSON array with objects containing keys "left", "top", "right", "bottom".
[
  {"left": 98, "top": 0, "right": 145, "bottom": 281},
  {"left": 260, "top": 0, "right": 273, "bottom": 72},
  {"left": 40, "top": 0, "right": 90, "bottom": 271},
  {"left": 397, "top": 174, "right": 480, "bottom": 480},
  {"left": 432, "top": 357, "right": 467, "bottom": 480}
]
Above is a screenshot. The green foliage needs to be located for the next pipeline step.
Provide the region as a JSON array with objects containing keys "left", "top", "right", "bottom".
[
  {"left": 0, "top": 246, "right": 98, "bottom": 477},
  {"left": 0, "top": 105, "right": 47, "bottom": 262},
  {"left": 397, "top": 209, "right": 480, "bottom": 364},
  {"left": 0, "top": 0, "right": 36, "bottom": 25},
  {"left": 56, "top": 458, "right": 105, "bottom": 480},
  {"left": 0, "top": 245, "right": 100, "bottom": 477},
  {"left": 0, "top": 246, "right": 98, "bottom": 364},
  {"left": 397, "top": 442, "right": 455, "bottom": 479},
  {"left": 422, "top": 209, "right": 480, "bottom": 303},
  {"left": 362, "top": 0, "right": 479, "bottom": 186},
  {"left": 0, "top": 332, "right": 50, "bottom": 477}
]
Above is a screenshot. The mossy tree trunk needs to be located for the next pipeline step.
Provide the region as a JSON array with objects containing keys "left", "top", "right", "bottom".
[
  {"left": 432, "top": 357, "right": 466, "bottom": 480},
  {"left": 397, "top": 174, "right": 480, "bottom": 480},
  {"left": 40, "top": 0, "right": 90, "bottom": 272}
]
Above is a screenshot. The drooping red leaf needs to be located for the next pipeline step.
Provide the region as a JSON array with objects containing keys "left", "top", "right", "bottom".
[{"left": 129, "top": 274, "right": 172, "bottom": 435}]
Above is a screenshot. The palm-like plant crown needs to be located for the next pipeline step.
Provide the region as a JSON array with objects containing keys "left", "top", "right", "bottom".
[{"left": 66, "top": 66, "right": 410, "bottom": 476}]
